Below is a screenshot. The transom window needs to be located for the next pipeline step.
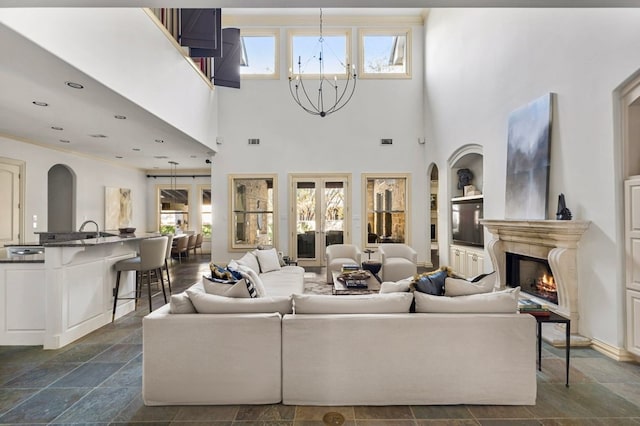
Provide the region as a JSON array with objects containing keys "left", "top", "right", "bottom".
[
  {"left": 288, "top": 29, "right": 352, "bottom": 77},
  {"left": 363, "top": 174, "right": 411, "bottom": 247},
  {"left": 240, "top": 29, "right": 279, "bottom": 78},
  {"left": 359, "top": 29, "right": 412, "bottom": 79}
]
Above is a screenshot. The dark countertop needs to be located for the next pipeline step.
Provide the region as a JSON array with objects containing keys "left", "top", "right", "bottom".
[
  {"left": 43, "top": 232, "right": 162, "bottom": 247},
  {"left": 1, "top": 233, "right": 163, "bottom": 263}
]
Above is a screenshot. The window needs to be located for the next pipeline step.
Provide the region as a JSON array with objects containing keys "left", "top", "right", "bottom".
[
  {"left": 363, "top": 174, "right": 411, "bottom": 247},
  {"left": 200, "top": 186, "right": 212, "bottom": 237},
  {"left": 159, "top": 186, "right": 189, "bottom": 234},
  {"left": 288, "top": 29, "right": 352, "bottom": 77},
  {"left": 359, "top": 29, "right": 411, "bottom": 79},
  {"left": 229, "top": 175, "right": 277, "bottom": 250},
  {"left": 240, "top": 29, "right": 279, "bottom": 78}
]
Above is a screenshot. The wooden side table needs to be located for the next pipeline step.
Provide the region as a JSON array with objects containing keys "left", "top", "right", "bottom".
[{"left": 532, "top": 311, "right": 571, "bottom": 387}]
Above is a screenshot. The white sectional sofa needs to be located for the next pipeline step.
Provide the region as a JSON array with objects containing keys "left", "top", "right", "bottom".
[{"left": 142, "top": 276, "right": 537, "bottom": 406}]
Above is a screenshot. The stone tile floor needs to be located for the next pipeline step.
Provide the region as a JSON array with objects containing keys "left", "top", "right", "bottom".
[{"left": 1, "top": 256, "right": 640, "bottom": 425}]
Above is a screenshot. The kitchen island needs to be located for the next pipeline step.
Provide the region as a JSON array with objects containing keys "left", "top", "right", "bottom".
[{"left": 0, "top": 233, "right": 162, "bottom": 349}]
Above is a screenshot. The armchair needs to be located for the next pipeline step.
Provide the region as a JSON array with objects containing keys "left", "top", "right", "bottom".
[
  {"left": 325, "top": 244, "right": 362, "bottom": 284},
  {"left": 378, "top": 243, "right": 417, "bottom": 282}
]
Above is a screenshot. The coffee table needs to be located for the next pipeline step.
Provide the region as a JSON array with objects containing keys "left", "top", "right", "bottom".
[{"left": 331, "top": 271, "right": 381, "bottom": 295}]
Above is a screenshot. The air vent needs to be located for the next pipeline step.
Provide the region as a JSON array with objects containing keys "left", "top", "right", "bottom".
[
  {"left": 381, "top": 138, "right": 393, "bottom": 145},
  {"left": 248, "top": 138, "right": 260, "bottom": 145}
]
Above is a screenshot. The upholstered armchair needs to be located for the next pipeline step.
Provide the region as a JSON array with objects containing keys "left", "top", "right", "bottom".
[
  {"left": 325, "top": 244, "right": 362, "bottom": 284},
  {"left": 378, "top": 243, "right": 418, "bottom": 282}
]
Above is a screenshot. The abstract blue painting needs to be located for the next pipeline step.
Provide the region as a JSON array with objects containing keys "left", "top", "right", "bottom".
[{"left": 505, "top": 93, "right": 553, "bottom": 219}]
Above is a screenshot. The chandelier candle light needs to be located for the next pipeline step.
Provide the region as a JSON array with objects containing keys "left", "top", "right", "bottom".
[{"left": 288, "top": 9, "right": 357, "bottom": 117}]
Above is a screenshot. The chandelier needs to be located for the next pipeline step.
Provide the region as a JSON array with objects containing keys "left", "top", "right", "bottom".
[{"left": 288, "top": 9, "right": 357, "bottom": 118}]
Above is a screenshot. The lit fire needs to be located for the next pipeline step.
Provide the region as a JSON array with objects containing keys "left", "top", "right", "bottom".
[{"left": 536, "top": 273, "right": 556, "bottom": 293}]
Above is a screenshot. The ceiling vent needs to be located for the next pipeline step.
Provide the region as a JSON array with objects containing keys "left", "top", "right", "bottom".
[
  {"left": 381, "top": 138, "right": 393, "bottom": 145},
  {"left": 248, "top": 138, "right": 260, "bottom": 145}
]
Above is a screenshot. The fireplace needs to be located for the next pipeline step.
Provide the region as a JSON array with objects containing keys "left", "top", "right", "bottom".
[
  {"left": 480, "top": 219, "right": 590, "bottom": 337},
  {"left": 506, "top": 253, "right": 557, "bottom": 305}
]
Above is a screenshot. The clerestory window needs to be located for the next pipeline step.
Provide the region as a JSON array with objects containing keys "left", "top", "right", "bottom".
[{"left": 359, "top": 28, "right": 412, "bottom": 79}]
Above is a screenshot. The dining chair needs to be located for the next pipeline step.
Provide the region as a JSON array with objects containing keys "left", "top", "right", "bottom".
[
  {"left": 194, "top": 233, "right": 204, "bottom": 255},
  {"left": 187, "top": 234, "right": 197, "bottom": 257},
  {"left": 171, "top": 235, "right": 189, "bottom": 263}
]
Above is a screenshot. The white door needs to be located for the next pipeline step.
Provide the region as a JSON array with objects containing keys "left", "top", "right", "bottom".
[
  {"left": 0, "top": 160, "right": 21, "bottom": 245},
  {"left": 291, "top": 174, "right": 351, "bottom": 268}
]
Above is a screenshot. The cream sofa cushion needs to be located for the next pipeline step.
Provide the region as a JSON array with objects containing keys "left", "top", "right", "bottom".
[
  {"left": 186, "top": 289, "right": 292, "bottom": 314},
  {"left": 256, "top": 248, "right": 282, "bottom": 273},
  {"left": 444, "top": 273, "right": 496, "bottom": 296},
  {"left": 202, "top": 278, "right": 254, "bottom": 298},
  {"left": 293, "top": 293, "right": 413, "bottom": 314},
  {"left": 236, "top": 251, "right": 260, "bottom": 273},
  {"left": 415, "top": 287, "right": 520, "bottom": 313},
  {"left": 169, "top": 292, "right": 196, "bottom": 314}
]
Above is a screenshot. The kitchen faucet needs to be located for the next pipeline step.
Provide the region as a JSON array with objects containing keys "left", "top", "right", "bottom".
[{"left": 79, "top": 220, "right": 100, "bottom": 238}]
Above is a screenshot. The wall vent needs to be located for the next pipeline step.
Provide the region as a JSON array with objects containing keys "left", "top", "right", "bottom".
[
  {"left": 381, "top": 138, "right": 393, "bottom": 145},
  {"left": 248, "top": 138, "right": 260, "bottom": 145}
]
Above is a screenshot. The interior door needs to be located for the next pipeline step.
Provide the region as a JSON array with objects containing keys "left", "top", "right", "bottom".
[
  {"left": 291, "top": 175, "right": 350, "bottom": 268},
  {"left": 0, "top": 160, "right": 22, "bottom": 245}
]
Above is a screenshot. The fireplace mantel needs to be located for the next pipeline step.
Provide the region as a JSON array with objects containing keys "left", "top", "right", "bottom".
[
  {"left": 481, "top": 220, "right": 591, "bottom": 249},
  {"left": 480, "top": 219, "right": 590, "bottom": 337}
]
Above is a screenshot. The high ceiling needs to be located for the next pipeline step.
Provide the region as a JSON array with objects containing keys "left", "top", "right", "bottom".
[{"left": 0, "top": 2, "right": 636, "bottom": 172}]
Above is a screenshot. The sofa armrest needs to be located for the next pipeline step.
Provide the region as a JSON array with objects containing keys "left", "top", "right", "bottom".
[{"left": 143, "top": 311, "right": 282, "bottom": 405}]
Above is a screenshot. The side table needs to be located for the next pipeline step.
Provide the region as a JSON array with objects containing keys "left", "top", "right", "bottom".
[
  {"left": 282, "top": 256, "right": 298, "bottom": 266},
  {"left": 532, "top": 311, "right": 570, "bottom": 387}
]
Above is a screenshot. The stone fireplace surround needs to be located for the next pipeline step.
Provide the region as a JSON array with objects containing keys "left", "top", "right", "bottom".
[{"left": 481, "top": 219, "right": 590, "bottom": 345}]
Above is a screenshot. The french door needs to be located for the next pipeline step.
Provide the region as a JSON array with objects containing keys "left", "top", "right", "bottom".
[{"left": 290, "top": 174, "right": 351, "bottom": 268}]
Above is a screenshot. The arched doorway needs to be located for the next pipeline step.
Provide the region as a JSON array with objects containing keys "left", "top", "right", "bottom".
[{"left": 48, "top": 164, "right": 76, "bottom": 232}]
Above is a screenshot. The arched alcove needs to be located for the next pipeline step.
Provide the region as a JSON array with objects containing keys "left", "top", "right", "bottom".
[{"left": 48, "top": 164, "right": 76, "bottom": 232}]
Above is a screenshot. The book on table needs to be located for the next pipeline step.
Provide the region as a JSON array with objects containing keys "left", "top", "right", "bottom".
[
  {"left": 518, "top": 298, "right": 550, "bottom": 316},
  {"left": 341, "top": 263, "right": 360, "bottom": 272}
]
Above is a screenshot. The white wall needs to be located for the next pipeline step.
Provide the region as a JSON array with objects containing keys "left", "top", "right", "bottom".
[
  {"left": 425, "top": 8, "right": 640, "bottom": 350},
  {"left": 0, "top": 8, "right": 218, "bottom": 149},
  {"left": 0, "top": 136, "right": 147, "bottom": 242},
  {"left": 212, "top": 24, "right": 429, "bottom": 265}
]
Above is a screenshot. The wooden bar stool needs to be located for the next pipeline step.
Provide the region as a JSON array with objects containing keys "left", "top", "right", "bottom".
[{"left": 112, "top": 236, "right": 168, "bottom": 321}]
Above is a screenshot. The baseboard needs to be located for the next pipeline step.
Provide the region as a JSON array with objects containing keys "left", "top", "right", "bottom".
[{"left": 590, "top": 338, "right": 639, "bottom": 362}]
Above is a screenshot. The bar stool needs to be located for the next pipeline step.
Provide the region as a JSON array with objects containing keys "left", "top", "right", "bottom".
[{"left": 112, "top": 236, "right": 168, "bottom": 321}]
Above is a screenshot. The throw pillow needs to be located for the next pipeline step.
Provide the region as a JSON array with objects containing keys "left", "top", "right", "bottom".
[
  {"left": 444, "top": 273, "right": 496, "bottom": 297},
  {"left": 236, "top": 251, "right": 260, "bottom": 274},
  {"left": 202, "top": 278, "right": 253, "bottom": 298},
  {"left": 256, "top": 248, "right": 282, "bottom": 273},
  {"left": 169, "top": 292, "right": 196, "bottom": 314},
  {"left": 379, "top": 279, "right": 411, "bottom": 294},
  {"left": 413, "top": 269, "right": 447, "bottom": 296},
  {"left": 185, "top": 290, "right": 292, "bottom": 314},
  {"left": 238, "top": 266, "right": 267, "bottom": 297},
  {"left": 414, "top": 287, "right": 520, "bottom": 314},
  {"left": 292, "top": 293, "right": 413, "bottom": 314},
  {"left": 209, "top": 263, "right": 242, "bottom": 282}
]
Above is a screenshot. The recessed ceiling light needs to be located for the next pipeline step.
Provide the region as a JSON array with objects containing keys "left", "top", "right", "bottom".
[
  {"left": 114, "top": 115, "right": 127, "bottom": 120},
  {"left": 89, "top": 134, "right": 108, "bottom": 138},
  {"left": 115, "top": 156, "right": 123, "bottom": 159},
  {"left": 51, "top": 126, "right": 63, "bottom": 131},
  {"left": 155, "top": 139, "right": 164, "bottom": 143},
  {"left": 154, "top": 155, "right": 168, "bottom": 159},
  {"left": 59, "top": 139, "right": 70, "bottom": 143},
  {"left": 32, "top": 101, "right": 48, "bottom": 107},
  {"left": 65, "top": 81, "right": 84, "bottom": 89},
  {"left": 132, "top": 148, "right": 141, "bottom": 151}
]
